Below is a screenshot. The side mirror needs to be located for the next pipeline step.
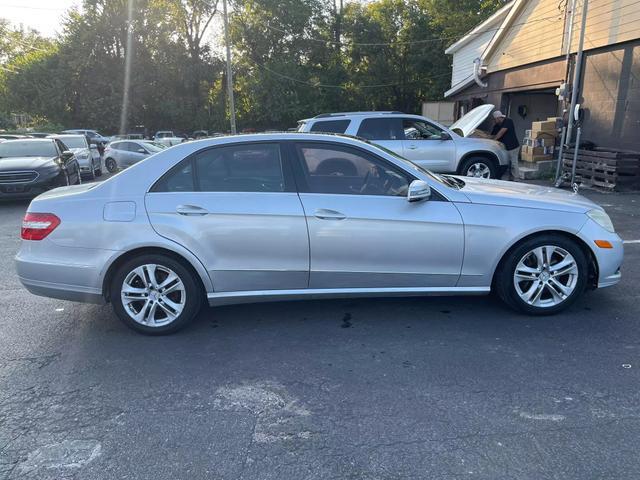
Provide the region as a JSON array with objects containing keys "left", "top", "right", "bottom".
[
  {"left": 407, "top": 180, "right": 431, "bottom": 202},
  {"left": 440, "top": 132, "right": 452, "bottom": 141},
  {"left": 60, "top": 150, "right": 74, "bottom": 162},
  {"left": 90, "top": 144, "right": 98, "bottom": 150},
  {"left": 137, "top": 148, "right": 146, "bottom": 154}
]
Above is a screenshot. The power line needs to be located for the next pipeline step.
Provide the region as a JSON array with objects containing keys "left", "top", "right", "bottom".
[{"left": 251, "top": 60, "right": 452, "bottom": 90}]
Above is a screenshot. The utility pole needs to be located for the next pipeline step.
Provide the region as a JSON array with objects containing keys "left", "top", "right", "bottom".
[
  {"left": 222, "top": 0, "right": 237, "bottom": 134},
  {"left": 565, "top": 0, "right": 589, "bottom": 144}
]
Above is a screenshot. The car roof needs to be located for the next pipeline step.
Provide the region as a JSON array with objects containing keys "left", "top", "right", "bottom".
[
  {"left": 48, "top": 134, "right": 84, "bottom": 138},
  {"left": 306, "top": 112, "right": 426, "bottom": 122}
]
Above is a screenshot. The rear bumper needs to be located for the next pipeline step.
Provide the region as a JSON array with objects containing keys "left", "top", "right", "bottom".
[
  {"left": 18, "top": 276, "right": 105, "bottom": 304},
  {"left": 15, "top": 240, "right": 114, "bottom": 304}
]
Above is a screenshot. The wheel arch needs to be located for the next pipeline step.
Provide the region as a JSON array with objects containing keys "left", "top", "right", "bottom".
[
  {"left": 101, "top": 246, "right": 212, "bottom": 302},
  {"left": 456, "top": 150, "right": 500, "bottom": 174},
  {"left": 491, "top": 229, "right": 599, "bottom": 290}
]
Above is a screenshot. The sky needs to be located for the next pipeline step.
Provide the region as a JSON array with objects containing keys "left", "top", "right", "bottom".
[{"left": 1, "top": 0, "right": 80, "bottom": 37}]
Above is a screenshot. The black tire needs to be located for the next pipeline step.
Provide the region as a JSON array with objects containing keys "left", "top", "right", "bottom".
[
  {"left": 110, "top": 254, "right": 203, "bottom": 335},
  {"left": 105, "top": 157, "right": 118, "bottom": 173},
  {"left": 459, "top": 156, "right": 498, "bottom": 179},
  {"left": 495, "top": 234, "right": 588, "bottom": 315},
  {"left": 75, "top": 164, "right": 82, "bottom": 184},
  {"left": 95, "top": 161, "right": 103, "bottom": 177}
]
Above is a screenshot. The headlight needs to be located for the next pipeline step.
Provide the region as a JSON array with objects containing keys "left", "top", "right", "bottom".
[{"left": 587, "top": 209, "right": 615, "bottom": 233}]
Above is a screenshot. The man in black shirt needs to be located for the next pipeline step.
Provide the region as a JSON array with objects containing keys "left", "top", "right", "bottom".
[{"left": 491, "top": 110, "right": 519, "bottom": 179}]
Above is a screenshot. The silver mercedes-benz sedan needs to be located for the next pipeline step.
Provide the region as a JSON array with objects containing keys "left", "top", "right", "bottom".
[{"left": 15, "top": 133, "right": 623, "bottom": 334}]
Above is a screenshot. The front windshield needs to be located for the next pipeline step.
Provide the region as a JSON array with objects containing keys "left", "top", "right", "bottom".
[
  {"left": 141, "top": 141, "right": 166, "bottom": 152},
  {"left": 58, "top": 136, "right": 86, "bottom": 149},
  {"left": 0, "top": 140, "right": 57, "bottom": 158}
]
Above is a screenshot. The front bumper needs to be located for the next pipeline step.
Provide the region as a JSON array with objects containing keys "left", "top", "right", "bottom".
[
  {"left": 0, "top": 172, "right": 68, "bottom": 200},
  {"left": 577, "top": 219, "right": 624, "bottom": 289}
]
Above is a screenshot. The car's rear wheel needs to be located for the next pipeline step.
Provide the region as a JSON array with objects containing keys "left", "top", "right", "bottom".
[
  {"left": 105, "top": 157, "right": 118, "bottom": 173},
  {"left": 460, "top": 156, "right": 498, "bottom": 179},
  {"left": 110, "top": 254, "right": 203, "bottom": 334},
  {"left": 496, "top": 234, "right": 588, "bottom": 315}
]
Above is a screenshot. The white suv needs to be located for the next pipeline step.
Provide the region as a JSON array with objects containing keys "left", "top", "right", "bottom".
[{"left": 297, "top": 105, "right": 509, "bottom": 179}]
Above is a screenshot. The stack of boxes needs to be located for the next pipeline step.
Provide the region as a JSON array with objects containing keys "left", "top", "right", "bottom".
[{"left": 521, "top": 118, "right": 560, "bottom": 162}]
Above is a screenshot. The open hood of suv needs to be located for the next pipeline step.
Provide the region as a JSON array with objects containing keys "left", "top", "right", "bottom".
[{"left": 449, "top": 104, "right": 494, "bottom": 137}]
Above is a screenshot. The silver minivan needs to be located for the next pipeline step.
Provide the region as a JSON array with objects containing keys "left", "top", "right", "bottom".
[{"left": 298, "top": 105, "right": 509, "bottom": 179}]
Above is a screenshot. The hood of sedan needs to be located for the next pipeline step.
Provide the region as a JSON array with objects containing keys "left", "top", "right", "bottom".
[
  {"left": 458, "top": 177, "right": 599, "bottom": 213},
  {"left": 0, "top": 156, "right": 56, "bottom": 171}
]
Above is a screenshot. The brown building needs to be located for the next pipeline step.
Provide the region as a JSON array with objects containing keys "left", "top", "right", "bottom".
[{"left": 444, "top": 0, "right": 640, "bottom": 152}]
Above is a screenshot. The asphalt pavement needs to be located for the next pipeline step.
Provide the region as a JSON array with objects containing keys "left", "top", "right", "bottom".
[{"left": 1, "top": 183, "right": 639, "bottom": 479}]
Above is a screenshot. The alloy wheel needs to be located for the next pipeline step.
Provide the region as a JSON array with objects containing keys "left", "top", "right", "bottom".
[
  {"left": 513, "top": 245, "right": 579, "bottom": 308},
  {"left": 121, "top": 264, "right": 186, "bottom": 327},
  {"left": 466, "top": 162, "right": 491, "bottom": 178}
]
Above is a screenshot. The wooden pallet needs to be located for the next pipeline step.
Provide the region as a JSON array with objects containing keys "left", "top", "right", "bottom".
[{"left": 562, "top": 147, "right": 640, "bottom": 191}]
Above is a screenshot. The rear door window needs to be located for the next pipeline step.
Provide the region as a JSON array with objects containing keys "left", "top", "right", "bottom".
[
  {"left": 195, "top": 143, "right": 285, "bottom": 192},
  {"left": 356, "top": 118, "right": 403, "bottom": 141},
  {"left": 309, "top": 120, "right": 350, "bottom": 134}
]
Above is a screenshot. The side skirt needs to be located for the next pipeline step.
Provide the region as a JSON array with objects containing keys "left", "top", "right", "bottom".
[{"left": 207, "top": 286, "right": 491, "bottom": 307}]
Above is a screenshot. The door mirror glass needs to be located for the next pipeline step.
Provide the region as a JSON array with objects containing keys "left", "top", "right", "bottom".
[
  {"left": 137, "top": 148, "right": 147, "bottom": 154},
  {"left": 407, "top": 180, "right": 431, "bottom": 202},
  {"left": 61, "top": 150, "right": 74, "bottom": 162}
]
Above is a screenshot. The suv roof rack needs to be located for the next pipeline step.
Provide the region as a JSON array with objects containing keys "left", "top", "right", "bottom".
[{"left": 314, "top": 111, "right": 405, "bottom": 118}]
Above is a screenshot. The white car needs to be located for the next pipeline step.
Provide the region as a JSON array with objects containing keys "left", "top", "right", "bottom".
[
  {"left": 154, "top": 131, "right": 186, "bottom": 147},
  {"left": 297, "top": 105, "right": 510, "bottom": 179},
  {"left": 47, "top": 134, "right": 102, "bottom": 179}
]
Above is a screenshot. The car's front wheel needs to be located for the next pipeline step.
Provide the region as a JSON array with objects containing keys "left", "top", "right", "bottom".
[
  {"left": 496, "top": 234, "right": 588, "bottom": 315},
  {"left": 460, "top": 156, "right": 498, "bottom": 179},
  {"left": 110, "top": 254, "right": 203, "bottom": 334}
]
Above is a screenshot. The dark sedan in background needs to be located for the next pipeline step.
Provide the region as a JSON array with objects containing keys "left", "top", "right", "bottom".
[{"left": 0, "top": 139, "right": 81, "bottom": 199}]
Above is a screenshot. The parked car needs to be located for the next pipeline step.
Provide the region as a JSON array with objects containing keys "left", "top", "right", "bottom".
[
  {"left": 193, "top": 130, "right": 209, "bottom": 139},
  {"left": 297, "top": 105, "right": 509, "bottom": 178},
  {"left": 48, "top": 134, "right": 102, "bottom": 179},
  {"left": 0, "top": 138, "right": 80, "bottom": 199},
  {"left": 154, "top": 131, "right": 187, "bottom": 147},
  {"left": 61, "top": 129, "right": 110, "bottom": 152},
  {"left": 103, "top": 140, "right": 166, "bottom": 172},
  {"left": 16, "top": 133, "right": 622, "bottom": 334}
]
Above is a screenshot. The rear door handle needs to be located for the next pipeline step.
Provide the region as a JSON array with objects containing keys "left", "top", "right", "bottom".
[
  {"left": 176, "top": 204, "right": 209, "bottom": 216},
  {"left": 314, "top": 209, "right": 346, "bottom": 220}
]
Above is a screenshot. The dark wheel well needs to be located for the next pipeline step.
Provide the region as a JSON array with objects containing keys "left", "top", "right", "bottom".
[
  {"left": 457, "top": 152, "right": 499, "bottom": 174},
  {"left": 491, "top": 230, "right": 599, "bottom": 291},
  {"left": 102, "top": 247, "right": 207, "bottom": 302}
]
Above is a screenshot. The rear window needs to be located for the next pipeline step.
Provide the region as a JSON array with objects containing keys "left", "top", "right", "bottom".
[
  {"left": 356, "top": 118, "right": 403, "bottom": 140},
  {"left": 309, "top": 120, "right": 350, "bottom": 134}
]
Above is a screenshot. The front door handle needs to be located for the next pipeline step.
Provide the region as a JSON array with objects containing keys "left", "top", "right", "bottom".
[
  {"left": 314, "top": 209, "right": 346, "bottom": 220},
  {"left": 407, "top": 144, "right": 418, "bottom": 150},
  {"left": 176, "top": 204, "right": 209, "bottom": 216}
]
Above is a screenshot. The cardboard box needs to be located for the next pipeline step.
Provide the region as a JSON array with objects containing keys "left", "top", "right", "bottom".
[
  {"left": 531, "top": 120, "right": 558, "bottom": 137},
  {"left": 532, "top": 120, "right": 556, "bottom": 131},
  {"left": 521, "top": 145, "right": 553, "bottom": 162}
]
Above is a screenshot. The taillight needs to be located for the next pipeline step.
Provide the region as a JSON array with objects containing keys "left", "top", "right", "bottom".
[{"left": 21, "top": 213, "right": 61, "bottom": 240}]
